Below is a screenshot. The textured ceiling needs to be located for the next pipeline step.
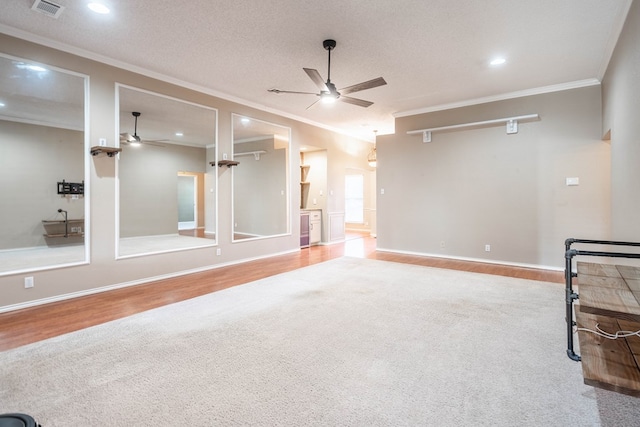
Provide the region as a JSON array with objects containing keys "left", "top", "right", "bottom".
[{"left": 0, "top": 0, "right": 632, "bottom": 140}]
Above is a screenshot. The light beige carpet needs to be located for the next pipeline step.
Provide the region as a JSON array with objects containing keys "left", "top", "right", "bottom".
[{"left": 1, "top": 257, "right": 638, "bottom": 426}]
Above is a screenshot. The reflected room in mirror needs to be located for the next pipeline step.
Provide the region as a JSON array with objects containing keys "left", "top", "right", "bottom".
[
  {"left": 117, "top": 85, "right": 217, "bottom": 257},
  {"left": 0, "top": 53, "right": 88, "bottom": 276},
  {"left": 232, "top": 114, "right": 290, "bottom": 241}
]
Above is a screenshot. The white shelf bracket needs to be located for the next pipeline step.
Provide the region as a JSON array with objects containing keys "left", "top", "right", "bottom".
[
  {"left": 235, "top": 150, "right": 267, "bottom": 160},
  {"left": 423, "top": 131, "right": 432, "bottom": 143}
]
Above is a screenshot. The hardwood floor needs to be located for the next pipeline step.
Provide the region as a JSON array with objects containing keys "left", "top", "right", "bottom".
[{"left": 0, "top": 234, "right": 563, "bottom": 352}]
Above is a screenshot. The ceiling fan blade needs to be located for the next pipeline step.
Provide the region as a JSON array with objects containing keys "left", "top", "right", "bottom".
[
  {"left": 339, "top": 95, "right": 374, "bottom": 108},
  {"left": 303, "top": 68, "right": 329, "bottom": 92},
  {"left": 339, "top": 77, "right": 387, "bottom": 95},
  {"left": 120, "top": 132, "right": 140, "bottom": 143},
  {"left": 120, "top": 133, "right": 167, "bottom": 147},
  {"left": 306, "top": 98, "right": 321, "bottom": 110},
  {"left": 141, "top": 140, "right": 167, "bottom": 147},
  {"left": 268, "top": 89, "right": 318, "bottom": 95}
]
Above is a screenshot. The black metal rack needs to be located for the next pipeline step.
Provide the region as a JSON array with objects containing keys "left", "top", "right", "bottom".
[{"left": 564, "top": 238, "right": 640, "bottom": 361}]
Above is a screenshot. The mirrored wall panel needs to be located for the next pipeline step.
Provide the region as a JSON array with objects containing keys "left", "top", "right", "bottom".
[
  {"left": 118, "top": 85, "right": 217, "bottom": 257},
  {"left": 232, "top": 114, "right": 290, "bottom": 241},
  {"left": 0, "top": 53, "right": 87, "bottom": 275}
]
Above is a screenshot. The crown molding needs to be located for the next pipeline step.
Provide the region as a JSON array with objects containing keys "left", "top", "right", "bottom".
[
  {"left": 0, "top": 25, "right": 373, "bottom": 142},
  {"left": 393, "top": 79, "right": 601, "bottom": 118}
]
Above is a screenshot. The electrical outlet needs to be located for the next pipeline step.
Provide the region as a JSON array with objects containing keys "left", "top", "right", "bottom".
[
  {"left": 24, "top": 276, "right": 34, "bottom": 288},
  {"left": 440, "top": 241, "right": 445, "bottom": 249},
  {"left": 485, "top": 244, "right": 491, "bottom": 252},
  {"left": 216, "top": 248, "right": 221, "bottom": 256}
]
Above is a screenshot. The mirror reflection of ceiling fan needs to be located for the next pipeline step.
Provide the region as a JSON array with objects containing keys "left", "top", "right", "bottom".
[
  {"left": 268, "top": 39, "right": 387, "bottom": 109},
  {"left": 119, "top": 112, "right": 168, "bottom": 147}
]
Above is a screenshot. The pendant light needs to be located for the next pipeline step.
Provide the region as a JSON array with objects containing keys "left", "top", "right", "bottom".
[{"left": 367, "top": 130, "right": 377, "bottom": 168}]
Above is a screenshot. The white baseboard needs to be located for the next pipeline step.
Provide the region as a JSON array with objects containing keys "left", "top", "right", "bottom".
[
  {"left": 375, "top": 247, "right": 563, "bottom": 272},
  {"left": 0, "top": 248, "right": 300, "bottom": 314}
]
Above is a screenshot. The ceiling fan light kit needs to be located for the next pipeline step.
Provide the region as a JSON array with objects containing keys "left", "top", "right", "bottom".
[
  {"left": 368, "top": 129, "right": 377, "bottom": 167},
  {"left": 119, "top": 111, "right": 142, "bottom": 145},
  {"left": 269, "top": 39, "right": 386, "bottom": 109},
  {"left": 120, "top": 111, "right": 168, "bottom": 147}
]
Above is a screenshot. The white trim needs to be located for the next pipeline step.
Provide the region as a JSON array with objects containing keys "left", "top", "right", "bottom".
[
  {"left": 375, "top": 247, "right": 563, "bottom": 273},
  {"left": 0, "top": 248, "right": 299, "bottom": 314},
  {"left": 114, "top": 83, "right": 220, "bottom": 258},
  {"left": 328, "top": 212, "right": 346, "bottom": 242},
  {"left": 0, "top": 260, "right": 89, "bottom": 278},
  {"left": 394, "top": 79, "right": 600, "bottom": 118},
  {"left": 83, "top": 73, "right": 91, "bottom": 268},
  {"left": 116, "top": 242, "right": 217, "bottom": 260}
]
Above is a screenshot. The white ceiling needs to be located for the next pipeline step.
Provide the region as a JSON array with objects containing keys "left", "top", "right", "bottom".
[{"left": 0, "top": 0, "right": 632, "bottom": 141}]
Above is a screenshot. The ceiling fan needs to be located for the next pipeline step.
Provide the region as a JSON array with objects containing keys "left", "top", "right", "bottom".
[
  {"left": 268, "top": 39, "right": 387, "bottom": 109},
  {"left": 120, "top": 112, "right": 167, "bottom": 147}
]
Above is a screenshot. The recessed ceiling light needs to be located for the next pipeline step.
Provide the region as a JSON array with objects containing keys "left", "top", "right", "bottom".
[
  {"left": 175, "top": 132, "right": 183, "bottom": 137},
  {"left": 490, "top": 57, "right": 506, "bottom": 66},
  {"left": 240, "top": 117, "right": 250, "bottom": 124},
  {"left": 88, "top": 3, "right": 110, "bottom": 14},
  {"left": 28, "top": 65, "right": 47, "bottom": 72},
  {"left": 0, "top": 102, "right": 5, "bottom": 107}
]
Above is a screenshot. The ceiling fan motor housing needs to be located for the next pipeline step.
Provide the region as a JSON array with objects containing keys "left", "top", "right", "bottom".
[{"left": 323, "top": 39, "right": 336, "bottom": 51}]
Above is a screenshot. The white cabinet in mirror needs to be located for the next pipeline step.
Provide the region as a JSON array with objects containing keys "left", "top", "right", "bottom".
[
  {"left": 231, "top": 114, "right": 291, "bottom": 242},
  {"left": 116, "top": 85, "right": 218, "bottom": 258},
  {"left": 0, "top": 53, "right": 89, "bottom": 275}
]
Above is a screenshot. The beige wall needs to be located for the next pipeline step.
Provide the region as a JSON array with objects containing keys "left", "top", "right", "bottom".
[
  {"left": 0, "top": 34, "right": 373, "bottom": 311},
  {"left": 301, "top": 150, "right": 327, "bottom": 212},
  {"left": 377, "top": 86, "right": 610, "bottom": 269},
  {"left": 233, "top": 138, "right": 287, "bottom": 237},
  {"left": 119, "top": 143, "right": 206, "bottom": 237},
  {"left": 0, "top": 121, "right": 84, "bottom": 249},
  {"left": 602, "top": 0, "right": 640, "bottom": 242}
]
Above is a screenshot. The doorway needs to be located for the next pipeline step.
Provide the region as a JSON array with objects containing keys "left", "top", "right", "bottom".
[{"left": 177, "top": 173, "right": 203, "bottom": 231}]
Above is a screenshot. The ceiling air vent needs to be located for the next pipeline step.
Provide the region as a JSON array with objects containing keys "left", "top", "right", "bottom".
[{"left": 31, "top": 0, "right": 65, "bottom": 19}]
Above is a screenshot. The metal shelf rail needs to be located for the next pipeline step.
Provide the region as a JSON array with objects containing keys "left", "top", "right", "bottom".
[{"left": 564, "top": 238, "right": 640, "bottom": 361}]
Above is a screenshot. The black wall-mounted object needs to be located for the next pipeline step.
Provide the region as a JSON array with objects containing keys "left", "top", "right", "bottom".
[
  {"left": 57, "top": 180, "right": 84, "bottom": 195},
  {"left": 211, "top": 160, "right": 240, "bottom": 168}
]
